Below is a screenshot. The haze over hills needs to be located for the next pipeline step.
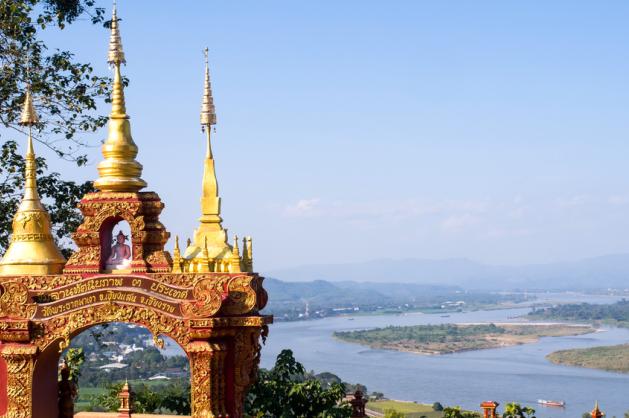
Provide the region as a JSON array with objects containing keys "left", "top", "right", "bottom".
[{"left": 266, "top": 254, "right": 629, "bottom": 290}]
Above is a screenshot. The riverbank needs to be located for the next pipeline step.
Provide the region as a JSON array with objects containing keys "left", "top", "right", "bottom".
[
  {"left": 334, "top": 323, "right": 595, "bottom": 355},
  {"left": 367, "top": 400, "right": 443, "bottom": 418},
  {"left": 547, "top": 344, "right": 629, "bottom": 374}
]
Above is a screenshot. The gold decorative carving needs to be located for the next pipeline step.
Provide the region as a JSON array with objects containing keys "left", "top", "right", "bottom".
[
  {"left": 222, "top": 275, "right": 257, "bottom": 315},
  {"left": 0, "top": 344, "right": 37, "bottom": 418},
  {"left": 233, "top": 328, "right": 264, "bottom": 417},
  {"left": 33, "top": 302, "right": 189, "bottom": 353},
  {"left": 181, "top": 277, "right": 225, "bottom": 318},
  {"left": 0, "top": 282, "right": 36, "bottom": 319},
  {"left": 188, "top": 341, "right": 228, "bottom": 418}
]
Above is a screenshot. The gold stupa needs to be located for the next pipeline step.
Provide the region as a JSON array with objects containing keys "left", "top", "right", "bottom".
[
  {"left": 172, "top": 50, "right": 253, "bottom": 273},
  {"left": 0, "top": 89, "right": 66, "bottom": 275},
  {"left": 93, "top": 2, "right": 146, "bottom": 192}
]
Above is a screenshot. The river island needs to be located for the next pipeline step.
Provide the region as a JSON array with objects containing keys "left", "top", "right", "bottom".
[
  {"left": 547, "top": 344, "right": 629, "bottom": 374},
  {"left": 334, "top": 323, "right": 595, "bottom": 355}
]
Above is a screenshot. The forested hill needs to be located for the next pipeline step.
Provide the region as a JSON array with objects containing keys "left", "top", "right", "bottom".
[
  {"left": 263, "top": 278, "right": 528, "bottom": 321},
  {"left": 529, "top": 299, "right": 629, "bottom": 327}
]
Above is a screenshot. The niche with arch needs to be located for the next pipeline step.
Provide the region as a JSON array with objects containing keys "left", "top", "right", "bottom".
[
  {"left": 64, "top": 192, "right": 172, "bottom": 274},
  {"left": 100, "top": 218, "right": 133, "bottom": 273}
]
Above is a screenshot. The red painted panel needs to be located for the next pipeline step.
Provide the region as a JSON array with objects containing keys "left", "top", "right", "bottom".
[{"left": 0, "top": 343, "right": 8, "bottom": 416}]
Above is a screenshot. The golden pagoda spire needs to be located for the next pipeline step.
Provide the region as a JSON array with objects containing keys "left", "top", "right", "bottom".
[
  {"left": 230, "top": 234, "right": 242, "bottom": 273},
  {"left": 0, "top": 88, "right": 65, "bottom": 275},
  {"left": 171, "top": 235, "right": 182, "bottom": 273},
  {"left": 192, "top": 48, "right": 230, "bottom": 261},
  {"left": 94, "top": 1, "right": 146, "bottom": 192},
  {"left": 243, "top": 236, "right": 253, "bottom": 272}
]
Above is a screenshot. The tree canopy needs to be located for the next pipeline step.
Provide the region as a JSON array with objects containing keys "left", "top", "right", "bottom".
[
  {"left": 245, "top": 349, "right": 351, "bottom": 418},
  {"left": 0, "top": 0, "right": 111, "bottom": 254}
]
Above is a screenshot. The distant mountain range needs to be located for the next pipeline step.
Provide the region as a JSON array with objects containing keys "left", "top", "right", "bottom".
[
  {"left": 266, "top": 254, "right": 629, "bottom": 290},
  {"left": 261, "top": 278, "right": 524, "bottom": 321}
]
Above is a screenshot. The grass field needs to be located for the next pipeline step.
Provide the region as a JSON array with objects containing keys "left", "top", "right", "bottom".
[
  {"left": 368, "top": 400, "right": 444, "bottom": 418},
  {"left": 547, "top": 343, "right": 629, "bottom": 373}
]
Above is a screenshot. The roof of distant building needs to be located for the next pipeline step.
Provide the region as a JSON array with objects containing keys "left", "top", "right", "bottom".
[{"left": 99, "top": 363, "right": 128, "bottom": 370}]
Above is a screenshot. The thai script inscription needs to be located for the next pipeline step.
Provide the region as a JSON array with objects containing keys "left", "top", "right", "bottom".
[
  {"left": 32, "top": 276, "right": 189, "bottom": 318},
  {"left": 149, "top": 282, "right": 189, "bottom": 299},
  {"left": 139, "top": 295, "right": 176, "bottom": 314},
  {"left": 40, "top": 295, "right": 97, "bottom": 317},
  {"left": 41, "top": 276, "right": 189, "bottom": 302},
  {"left": 50, "top": 278, "right": 123, "bottom": 300}
]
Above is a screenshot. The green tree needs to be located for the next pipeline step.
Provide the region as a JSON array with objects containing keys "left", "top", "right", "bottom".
[
  {"left": 62, "top": 347, "right": 84, "bottom": 382},
  {"left": 502, "top": 402, "right": 536, "bottom": 418},
  {"left": 89, "top": 382, "right": 123, "bottom": 412},
  {"left": 88, "top": 381, "right": 190, "bottom": 415},
  {"left": 161, "top": 381, "right": 192, "bottom": 415},
  {"left": 443, "top": 406, "right": 481, "bottom": 418},
  {"left": 433, "top": 402, "right": 444, "bottom": 411},
  {"left": 0, "top": 0, "right": 111, "bottom": 255},
  {"left": 245, "top": 349, "right": 351, "bottom": 418},
  {"left": 384, "top": 409, "right": 405, "bottom": 418}
]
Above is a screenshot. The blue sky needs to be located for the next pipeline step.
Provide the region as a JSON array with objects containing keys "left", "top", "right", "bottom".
[{"left": 35, "top": 1, "right": 629, "bottom": 270}]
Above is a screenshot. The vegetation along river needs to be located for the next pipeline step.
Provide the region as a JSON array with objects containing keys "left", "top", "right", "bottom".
[{"left": 260, "top": 294, "right": 629, "bottom": 418}]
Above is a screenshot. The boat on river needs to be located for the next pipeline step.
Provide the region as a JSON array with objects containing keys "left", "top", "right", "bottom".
[{"left": 538, "top": 399, "right": 565, "bottom": 407}]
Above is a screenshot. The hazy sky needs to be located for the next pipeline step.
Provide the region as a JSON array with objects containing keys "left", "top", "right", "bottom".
[{"left": 33, "top": 1, "right": 629, "bottom": 270}]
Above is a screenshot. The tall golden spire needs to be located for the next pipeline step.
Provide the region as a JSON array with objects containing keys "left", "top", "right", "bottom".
[
  {"left": 191, "top": 48, "right": 230, "bottom": 260},
  {"left": 0, "top": 88, "right": 65, "bottom": 275},
  {"left": 94, "top": 1, "right": 146, "bottom": 192}
]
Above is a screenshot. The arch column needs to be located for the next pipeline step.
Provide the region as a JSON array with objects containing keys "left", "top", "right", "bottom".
[
  {"left": 188, "top": 340, "right": 229, "bottom": 418},
  {"left": 0, "top": 344, "right": 37, "bottom": 418}
]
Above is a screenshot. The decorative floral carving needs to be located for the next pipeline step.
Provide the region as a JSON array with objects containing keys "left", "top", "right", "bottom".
[
  {"left": 181, "top": 277, "right": 226, "bottom": 318},
  {"left": 233, "top": 328, "right": 263, "bottom": 417},
  {"left": 0, "top": 344, "right": 37, "bottom": 418},
  {"left": 188, "top": 341, "right": 228, "bottom": 418},
  {"left": 222, "top": 275, "right": 258, "bottom": 315},
  {"left": 0, "top": 282, "right": 36, "bottom": 319},
  {"left": 34, "top": 302, "right": 189, "bottom": 353}
]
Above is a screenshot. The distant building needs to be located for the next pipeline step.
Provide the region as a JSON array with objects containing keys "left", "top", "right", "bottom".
[
  {"left": 148, "top": 375, "right": 170, "bottom": 381},
  {"left": 99, "top": 363, "right": 128, "bottom": 371}
]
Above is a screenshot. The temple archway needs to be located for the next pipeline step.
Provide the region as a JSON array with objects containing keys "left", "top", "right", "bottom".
[{"left": 0, "top": 4, "right": 270, "bottom": 418}]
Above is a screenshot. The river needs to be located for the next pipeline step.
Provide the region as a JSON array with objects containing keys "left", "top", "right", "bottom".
[{"left": 260, "top": 294, "right": 629, "bottom": 418}]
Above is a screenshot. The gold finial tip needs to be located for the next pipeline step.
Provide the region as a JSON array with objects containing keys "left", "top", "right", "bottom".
[
  {"left": 20, "top": 90, "right": 39, "bottom": 126},
  {"left": 200, "top": 49, "right": 217, "bottom": 127},
  {"left": 107, "top": 1, "right": 126, "bottom": 65}
]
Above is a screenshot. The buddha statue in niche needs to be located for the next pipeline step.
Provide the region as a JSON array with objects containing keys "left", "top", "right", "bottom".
[{"left": 106, "top": 230, "right": 132, "bottom": 271}]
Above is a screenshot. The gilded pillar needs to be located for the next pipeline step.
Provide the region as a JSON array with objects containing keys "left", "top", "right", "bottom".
[
  {"left": 0, "top": 344, "right": 37, "bottom": 418},
  {"left": 188, "top": 341, "right": 229, "bottom": 418},
  {"left": 232, "top": 328, "right": 263, "bottom": 418}
]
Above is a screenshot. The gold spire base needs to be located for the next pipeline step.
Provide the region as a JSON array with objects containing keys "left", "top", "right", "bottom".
[
  {"left": 0, "top": 253, "right": 66, "bottom": 276},
  {"left": 94, "top": 116, "right": 146, "bottom": 192},
  {"left": 0, "top": 211, "right": 66, "bottom": 276}
]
